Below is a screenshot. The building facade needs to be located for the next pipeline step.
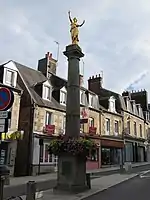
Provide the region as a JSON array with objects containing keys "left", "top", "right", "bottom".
[
  {"left": 88, "top": 74, "right": 148, "bottom": 166},
  {"left": 0, "top": 61, "right": 22, "bottom": 176}
]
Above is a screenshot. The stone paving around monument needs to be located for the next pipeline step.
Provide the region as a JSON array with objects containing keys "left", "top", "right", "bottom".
[{"left": 39, "top": 173, "right": 138, "bottom": 200}]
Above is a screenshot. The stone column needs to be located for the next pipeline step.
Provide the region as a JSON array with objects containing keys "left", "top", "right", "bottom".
[
  {"left": 64, "top": 44, "right": 84, "bottom": 138},
  {"left": 54, "top": 44, "right": 88, "bottom": 193}
]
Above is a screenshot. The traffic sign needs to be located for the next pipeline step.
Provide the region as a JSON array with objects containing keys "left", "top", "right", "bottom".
[
  {"left": 0, "top": 111, "right": 8, "bottom": 119},
  {"left": 0, "top": 87, "right": 14, "bottom": 111}
]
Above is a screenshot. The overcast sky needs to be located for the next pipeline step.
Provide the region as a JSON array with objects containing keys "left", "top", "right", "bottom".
[{"left": 1, "top": 0, "right": 150, "bottom": 98}]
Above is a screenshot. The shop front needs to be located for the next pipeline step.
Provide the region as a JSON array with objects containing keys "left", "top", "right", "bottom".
[
  {"left": 86, "top": 135, "right": 101, "bottom": 170},
  {"left": 1, "top": 131, "right": 24, "bottom": 176},
  {"left": 125, "top": 137, "right": 146, "bottom": 163},
  {"left": 101, "top": 138, "right": 124, "bottom": 166}
]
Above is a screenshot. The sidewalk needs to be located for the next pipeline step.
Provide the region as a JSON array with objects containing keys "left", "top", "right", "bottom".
[
  {"left": 24, "top": 173, "right": 139, "bottom": 200},
  {"left": 3, "top": 162, "right": 150, "bottom": 199},
  {"left": 8, "top": 162, "right": 149, "bottom": 187}
]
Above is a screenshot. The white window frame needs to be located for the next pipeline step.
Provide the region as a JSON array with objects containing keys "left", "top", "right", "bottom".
[
  {"left": 3, "top": 68, "right": 17, "bottom": 87},
  {"left": 43, "top": 85, "right": 52, "bottom": 101},
  {"left": 139, "top": 124, "right": 142, "bottom": 137},
  {"left": 89, "top": 94, "right": 94, "bottom": 107},
  {"left": 40, "top": 143, "right": 58, "bottom": 164},
  {"left": 60, "top": 91, "right": 67, "bottom": 105},
  {"left": 108, "top": 96, "right": 116, "bottom": 113},
  {"left": 134, "top": 121, "right": 137, "bottom": 136},
  {"left": 80, "top": 91, "right": 85, "bottom": 105},
  {"left": 89, "top": 117, "right": 94, "bottom": 127},
  {"left": 45, "top": 111, "right": 53, "bottom": 125},
  {"left": 106, "top": 118, "right": 110, "bottom": 135},
  {"left": 114, "top": 120, "right": 119, "bottom": 136}
]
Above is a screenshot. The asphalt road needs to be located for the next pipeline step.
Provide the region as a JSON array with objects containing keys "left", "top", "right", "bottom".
[{"left": 84, "top": 173, "right": 150, "bottom": 200}]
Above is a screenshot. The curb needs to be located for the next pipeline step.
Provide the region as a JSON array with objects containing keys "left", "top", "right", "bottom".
[{"left": 79, "top": 173, "right": 139, "bottom": 200}]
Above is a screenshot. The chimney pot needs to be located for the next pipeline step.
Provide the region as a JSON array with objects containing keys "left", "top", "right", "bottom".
[{"left": 92, "top": 76, "right": 94, "bottom": 79}]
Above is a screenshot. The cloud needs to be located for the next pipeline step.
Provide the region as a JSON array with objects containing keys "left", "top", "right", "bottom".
[{"left": 1, "top": 0, "right": 150, "bottom": 99}]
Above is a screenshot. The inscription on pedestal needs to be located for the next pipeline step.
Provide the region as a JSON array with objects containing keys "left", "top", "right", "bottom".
[{"left": 62, "top": 161, "right": 72, "bottom": 178}]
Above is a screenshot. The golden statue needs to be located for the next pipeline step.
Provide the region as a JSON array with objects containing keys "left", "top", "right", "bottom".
[{"left": 68, "top": 11, "right": 85, "bottom": 45}]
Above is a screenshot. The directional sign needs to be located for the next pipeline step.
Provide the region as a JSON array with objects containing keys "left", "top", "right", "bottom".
[
  {"left": 0, "top": 111, "right": 8, "bottom": 119},
  {"left": 0, "top": 87, "right": 14, "bottom": 111}
]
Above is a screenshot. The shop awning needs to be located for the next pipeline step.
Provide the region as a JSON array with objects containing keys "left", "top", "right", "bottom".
[{"left": 1, "top": 130, "right": 24, "bottom": 141}]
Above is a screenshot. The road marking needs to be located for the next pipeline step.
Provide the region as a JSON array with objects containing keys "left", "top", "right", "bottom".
[{"left": 140, "top": 170, "right": 150, "bottom": 178}]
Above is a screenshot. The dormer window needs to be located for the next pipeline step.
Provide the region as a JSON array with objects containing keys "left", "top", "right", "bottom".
[
  {"left": 80, "top": 91, "right": 85, "bottom": 105},
  {"left": 89, "top": 94, "right": 94, "bottom": 107},
  {"left": 60, "top": 91, "right": 67, "bottom": 105},
  {"left": 43, "top": 85, "right": 51, "bottom": 101},
  {"left": 108, "top": 96, "right": 116, "bottom": 113},
  {"left": 3, "top": 68, "right": 17, "bottom": 87}
]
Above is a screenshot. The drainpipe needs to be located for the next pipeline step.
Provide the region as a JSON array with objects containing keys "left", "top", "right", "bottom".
[
  {"left": 98, "top": 108, "right": 104, "bottom": 168},
  {"left": 120, "top": 111, "right": 125, "bottom": 170},
  {"left": 27, "top": 102, "right": 35, "bottom": 176}
]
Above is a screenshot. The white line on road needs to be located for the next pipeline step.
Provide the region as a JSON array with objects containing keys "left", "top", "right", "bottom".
[{"left": 140, "top": 170, "right": 150, "bottom": 178}]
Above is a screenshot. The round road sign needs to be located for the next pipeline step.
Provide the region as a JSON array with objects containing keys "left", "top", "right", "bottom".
[{"left": 0, "top": 87, "right": 14, "bottom": 111}]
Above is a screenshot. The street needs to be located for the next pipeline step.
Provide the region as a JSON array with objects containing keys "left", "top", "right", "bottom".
[{"left": 84, "top": 172, "right": 150, "bottom": 200}]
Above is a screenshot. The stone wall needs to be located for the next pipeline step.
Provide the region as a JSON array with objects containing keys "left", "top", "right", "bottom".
[
  {"left": 124, "top": 112, "right": 145, "bottom": 139},
  {"left": 101, "top": 111, "right": 123, "bottom": 136},
  {"left": 33, "top": 106, "right": 65, "bottom": 135},
  {"left": 10, "top": 92, "right": 21, "bottom": 131}
]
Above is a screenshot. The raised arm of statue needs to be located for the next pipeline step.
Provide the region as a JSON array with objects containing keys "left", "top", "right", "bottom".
[
  {"left": 68, "top": 11, "right": 72, "bottom": 23},
  {"left": 77, "top": 20, "right": 85, "bottom": 27}
]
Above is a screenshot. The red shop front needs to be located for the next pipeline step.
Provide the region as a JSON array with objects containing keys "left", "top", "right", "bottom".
[{"left": 86, "top": 129, "right": 101, "bottom": 171}]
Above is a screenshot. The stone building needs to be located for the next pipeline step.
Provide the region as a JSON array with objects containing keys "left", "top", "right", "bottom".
[
  {"left": 88, "top": 74, "right": 147, "bottom": 166},
  {"left": 0, "top": 61, "right": 22, "bottom": 176},
  {"left": 13, "top": 54, "right": 66, "bottom": 176}
]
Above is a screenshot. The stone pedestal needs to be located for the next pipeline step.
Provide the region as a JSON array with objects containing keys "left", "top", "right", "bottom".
[
  {"left": 54, "top": 44, "right": 87, "bottom": 193},
  {"left": 54, "top": 154, "right": 88, "bottom": 193}
]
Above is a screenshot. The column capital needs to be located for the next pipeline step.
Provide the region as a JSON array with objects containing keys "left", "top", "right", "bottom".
[{"left": 63, "top": 44, "right": 84, "bottom": 59}]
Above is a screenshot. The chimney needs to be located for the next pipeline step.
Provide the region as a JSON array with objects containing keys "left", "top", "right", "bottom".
[
  {"left": 37, "top": 52, "right": 57, "bottom": 78},
  {"left": 88, "top": 74, "right": 102, "bottom": 95}
]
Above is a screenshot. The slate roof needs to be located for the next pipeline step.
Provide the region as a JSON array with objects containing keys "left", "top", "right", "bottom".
[
  {"left": 14, "top": 61, "right": 66, "bottom": 112},
  {"left": 98, "top": 88, "right": 126, "bottom": 113}
]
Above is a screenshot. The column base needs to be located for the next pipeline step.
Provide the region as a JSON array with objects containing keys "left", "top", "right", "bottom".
[{"left": 53, "top": 153, "right": 89, "bottom": 194}]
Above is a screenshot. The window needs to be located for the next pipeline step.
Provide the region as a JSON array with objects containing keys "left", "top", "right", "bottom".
[
  {"left": 127, "top": 121, "right": 130, "bottom": 134},
  {"left": 40, "top": 143, "right": 58, "bottom": 164},
  {"left": 106, "top": 118, "right": 110, "bottom": 134},
  {"left": 43, "top": 86, "right": 51, "bottom": 100},
  {"left": 5, "top": 70, "right": 14, "bottom": 86},
  {"left": 108, "top": 96, "right": 116, "bottom": 112},
  {"left": 134, "top": 122, "right": 137, "bottom": 136},
  {"left": 45, "top": 112, "right": 52, "bottom": 125},
  {"left": 60, "top": 91, "right": 67, "bottom": 105},
  {"left": 89, "top": 94, "right": 94, "bottom": 107},
  {"left": 89, "top": 117, "right": 94, "bottom": 127},
  {"left": 140, "top": 124, "right": 142, "bottom": 137},
  {"left": 80, "top": 92, "right": 85, "bottom": 105},
  {"left": 114, "top": 121, "right": 119, "bottom": 135}
]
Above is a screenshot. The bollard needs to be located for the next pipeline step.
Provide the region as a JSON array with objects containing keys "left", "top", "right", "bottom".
[
  {"left": 26, "top": 181, "right": 36, "bottom": 200},
  {"left": 86, "top": 173, "right": 91, "bottom": 189}
]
